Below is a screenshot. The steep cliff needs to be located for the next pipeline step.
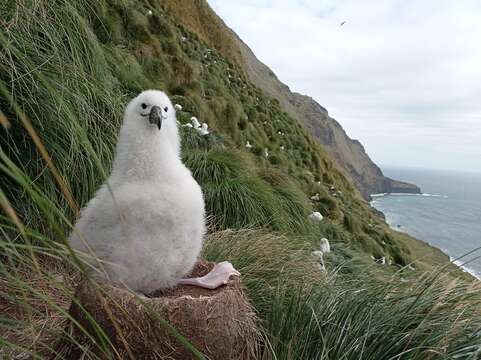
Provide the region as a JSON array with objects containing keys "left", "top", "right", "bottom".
[
  {"left": 164, "top": 1, "right": 420, "bottom": 200},
  {"left": 288, "top": 93, "right": 421, "bottom": 199},
  {"left": 233, "top": 37, "right": 421, "bottom": 200}
]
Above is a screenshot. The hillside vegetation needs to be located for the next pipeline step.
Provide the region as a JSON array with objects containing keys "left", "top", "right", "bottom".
[
  {"left": 162, "top": 0, "right": 421, "bottom": 200},
  {"left": 0, "top": 0, "right": 480, "bottom": 359}
]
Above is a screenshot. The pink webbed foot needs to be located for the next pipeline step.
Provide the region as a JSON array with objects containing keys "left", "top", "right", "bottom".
[{"left": 178, "top": 261, "right": 241, "bottom": 289}]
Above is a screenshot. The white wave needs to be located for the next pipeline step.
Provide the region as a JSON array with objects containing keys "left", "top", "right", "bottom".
[
  {"left": 371, "top": 192, "right": 449, "bottom": 199},
  {"left": 420, "top": 193, "right": 449, "bottom": 198},
  {"left": 371, "top": 193, "right": 388, "bottom": 198}
]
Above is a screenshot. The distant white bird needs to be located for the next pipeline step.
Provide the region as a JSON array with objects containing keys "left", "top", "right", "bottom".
[
  {"left": 245, "top": 140, "right": 253, "bottom": 149},
  {"left": 264, "top": 148, "right": 269, "bottom": 158},
  {"left": 68, "top": 90, "right": 234, "bottom": 294},
  {"left": 180, "top": 36, "right": 187, "bottom": 42},
  {"left": 196, "top": 123, "right": 209, "bottom": 136},
  {"left": 380, "top": 257, "right": 386, "bottom": 265},
  {"left": 174, "top": 104, "right": 182, "bottom": 111},
  {"left": 308, "top": 212, "right": 323, "bottom": 222},
  {"left": 146, "top": 9, "right": 153, "bottom": 16},
  {"left": 311, "top": 250, "right": 326, "bottom": 271},
  {"left": 310, "top": 193, "right": 320, "bottom": 201},
  {"left": 320, "top": 238, "right": 331, "bottom": 254},
  {"left": 191, "top": 116, "right": 201, "bottom": 128},
  {"left": 280, "top": 145, "right": 285, "bottom": 150}
]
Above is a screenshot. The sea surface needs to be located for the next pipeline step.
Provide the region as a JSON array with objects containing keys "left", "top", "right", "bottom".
[{"left": 370, "top": 166, "right": 481, "bottom": 279}]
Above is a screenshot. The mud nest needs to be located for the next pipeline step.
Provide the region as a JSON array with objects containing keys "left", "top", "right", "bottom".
[{"left": 56, "top": 261, "right": 258, "bottom": 359}]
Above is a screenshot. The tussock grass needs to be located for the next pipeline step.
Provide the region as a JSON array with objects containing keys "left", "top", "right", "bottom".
[
  {"left": 202, "top": 177, "right": 279, "bottom": 230},
  {"left": 262, "top": 272, "right": 481, "bottom": 359},
  {"left": 203, "top": 230, "right": 481, "bottom": 359},
  {"left": 0, "top": 0, "right": 123, "bottom": 231},
  {"left": 260, "top": 168, "right": 312, "bottom": 232},
  {"left": 184, "top": 148, "right": 247, "bottom": 184},
  {"left": 184, "top": 149, "right": 313, "bottom": 232},
  {"left": 0, "top": 253, "right": 79, "bottom": 358},
  {"left": 1, "top": 0, "right": 480, "bottom": 358},
  {"left": 203, "top": 229, "right": 320, "bottom": 311}
]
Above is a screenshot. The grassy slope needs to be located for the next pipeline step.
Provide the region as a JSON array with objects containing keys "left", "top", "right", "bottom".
[
  {"left": 0, "top": 0, "right": 465, "bottom": 273},
  {"left": 0, "top": 0, "right": 480, "bottom": 358},
  {"left": 161, "top": 0, "right": 474, "bottom": 277}
]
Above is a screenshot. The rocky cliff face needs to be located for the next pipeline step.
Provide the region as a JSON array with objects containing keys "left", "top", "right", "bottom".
[
  {"left": 164, "top": 0, "right": 421, "bottom": 200},
  {"left": 287, "top": 93, "right": 421, "bottom": 199},
  {"left": 231, "top": 37, "right": 420, "bottom": 200}
]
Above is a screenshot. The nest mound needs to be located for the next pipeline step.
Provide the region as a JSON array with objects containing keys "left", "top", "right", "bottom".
[{"left": 57, "top": 261, "right": 258, "bottom": 359}]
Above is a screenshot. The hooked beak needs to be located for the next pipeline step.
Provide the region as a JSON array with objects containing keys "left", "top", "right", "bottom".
[{"left": 149, "top": 105, "right": 163, "bottom": 130}]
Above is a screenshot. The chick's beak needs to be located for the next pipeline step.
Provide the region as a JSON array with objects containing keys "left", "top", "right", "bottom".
[{"left": 149, "top": 105, "right": 163, "bottom": 130}]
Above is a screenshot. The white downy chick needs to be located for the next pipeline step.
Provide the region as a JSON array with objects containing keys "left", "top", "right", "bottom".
[{"left": 69, "top": 90, "right": 205, "bottom": 294}]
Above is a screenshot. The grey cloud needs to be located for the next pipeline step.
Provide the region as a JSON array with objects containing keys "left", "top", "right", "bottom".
[{"left": 208, "top": 0, "right": 481, "bottom": 172}]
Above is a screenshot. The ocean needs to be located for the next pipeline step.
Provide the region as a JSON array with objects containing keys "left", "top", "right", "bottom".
[{"left": 370, "top": 166, "right": 481, "bottom": 279}]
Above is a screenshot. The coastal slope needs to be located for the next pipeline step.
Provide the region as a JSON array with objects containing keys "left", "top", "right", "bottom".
[
  {"left": 164, "top": 1, "right": 420, "bottom": 199},
  {"left": 235, "top": 39, "right": 421, "bottom": 200},
  {"left": 1, "top": 1, "right": 479, "bottom": 357}
]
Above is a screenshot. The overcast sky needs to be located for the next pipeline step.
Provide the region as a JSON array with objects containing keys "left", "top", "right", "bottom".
[{"left": 208, "top": 0, "right": 481, "bottom": 173}]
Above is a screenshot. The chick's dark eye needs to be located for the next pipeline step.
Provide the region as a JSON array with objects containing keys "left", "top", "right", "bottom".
[
  {"left": 141, "top": 103, "right": 147, "bottom": 109},
  {"left": 164, "top": 107, "right": 168, "bottom": 112}
]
